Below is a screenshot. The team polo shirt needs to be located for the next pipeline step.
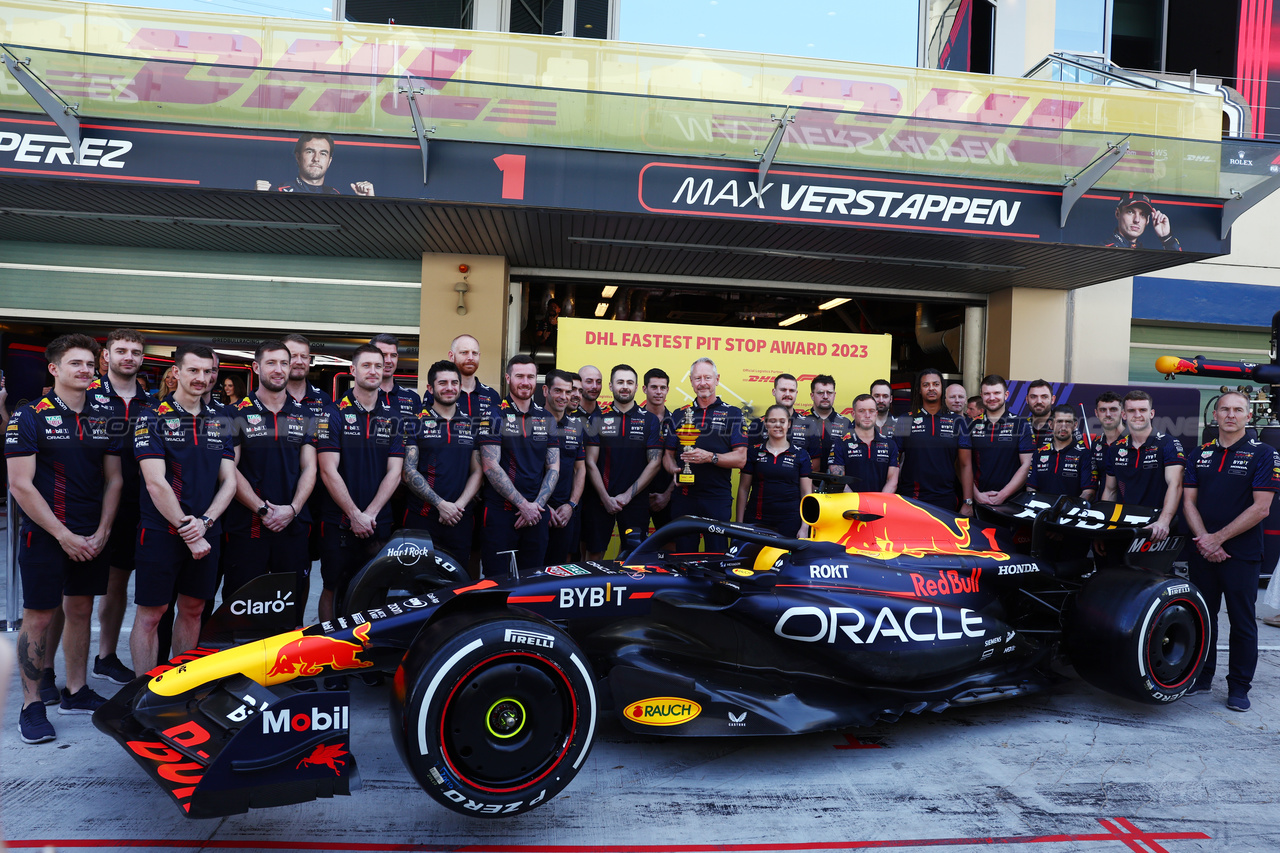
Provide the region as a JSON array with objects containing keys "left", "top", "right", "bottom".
[
  {"left": 1026, "top": 415, "right": 1055, "bottom": 448},
  {"left": 134, "top": 398, "right": 235, "bottom": 534},
  {"left": 664, "top": 397, "right": 748, "bottom": 500},
  {"left": 479, "top": 397, "right": 561, "bottom": 507},
  {"left": 552, "top": 412, "right": 586, "bottom": 505},
  {"left": 968, "top": 411, "right": 1035, "bottom": 492},
  {"left": 226, "top": 392, "right": 316, "bottom": 534},
  {"left": 88, "top": 375, "right": 155, "bottom": 502},
  {"left": 1104, "top": 432, "right": 1185, "bottom": 510},
  {"left": 746, "top": 412, "right": 815, "bottom": 456},
  {"left": 290, "top": 382, "right": 332, "bottom": 422},
  {"left": 5, "top": 391, "right": 120, "bottom": 535},
  {"left": 453, "top": 381, "right": 502, "bottom": 433},
  {"left": 316, "top": 389, "right": 405, "bottom": 527},
  {"left": 793, "top": 409, "right": 850, "bottom": 473},
  {"left": 1089, "top": 434, "right": 1120, "bottom": 488},
  {"left": 1028, "top": 439, "right": 1097, "bottom": 497},
  {"left": 828, "top": 431, "right": 899, "bottom": 492},
  {"left": 1184, "top": 438, "right": 1280, "bottom": 561},
  {"left": 742, "top": 443, "right": 812, "bottom": 523},
  {"left": 586, "top": 403, "right": 662, "bottom": 497},
  {"left": 386, "top": 383, "right": 422, "bottom": 430},
  {"left": 647, "top": 407, "right": 674, "bottom": 496},
  {"left": 406, "top": 406, "right": 477, "bottom": 519},
  {"left": 897, "top": 410, "right": 969, "bottom": 501}
]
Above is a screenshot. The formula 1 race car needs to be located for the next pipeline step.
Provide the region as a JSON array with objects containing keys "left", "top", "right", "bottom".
[{"left": 95, "top": 491, "right": 1210, "bottom": 819}]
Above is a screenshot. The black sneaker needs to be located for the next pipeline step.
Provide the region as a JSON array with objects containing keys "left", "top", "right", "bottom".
[
  {"left": 58, "top": 685, "right": 108, "bottom": 715},
  {"left": 1184, "top": 681, "right": 1213, "bottom": 696},
  {"left": 38, "top": 668, "right": 59, "bottom": 706},
  {"left": 92, "top": 653, "right": 135, "bottom": 685},
  {"left": 1227, "top": 690, "right": 1251, "bottom": 712},
  {"left": 18, "top": 703, "right": 56, "bottom": 744}
]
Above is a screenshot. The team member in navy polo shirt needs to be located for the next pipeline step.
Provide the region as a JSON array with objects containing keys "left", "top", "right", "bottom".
[
  {"left": 736, "top": 405, "right": 813, "bottom": 536},
  {"left": 480, "top": 355, "right": 561, "bottom": 572},
  {"left": 794, "top": 374, "right": 850, "bottom": 474},
  {"left": 1089, "top": 391, "right": 1124, "bottom": 491},
  {"left": 1102, "top": 389, "right": 1185, "bottom": 541},
  {"left": 871, "top": 379, "right": 898, "bottom": 438},
  {"left": 284, "top": 333, "right": 332, "bottom": 567},
  {"left": 663, "top": 357, "right": 747, "bottom": 552},
  {"left": 544, "top": 369, "right": 586, "bottom": 563},
  {"left": 224, "top": 340, "right": 317, "bottom": 606},
  {"left": 130, "top": 343, "right": 236, "bottom": 674},
  {"left": 445, "top": 334, "right": 503, "bottom": 431},
  {"left": 316, "top": 344, "right": 405, "bottom": 621},
  {"left": 1023, "top": 380, "right": 1057, "bottom": 446},
  {"left": 1027, "top": 406, "right": 1097, "bottom": 499},
  {"left": 584, "top": 364, "right": 663, "bottom": 559},
  {"left": 897, "top": 368, "right": 972, "bottom": 513},
  {"left": 90, "top": 328, "right": 154, "bottom": 687},
  {"left": 967, "top": 374, "right": 1034, "bottom": 508},
  {"left": 746, "top": 374, "right": 812, "bottom": 454},
  {"left": 7, "top": 334, "right": 123, "bottom": 742},
  {"left": 403, "top": 360, "right": 483, "bottom": 568},
  {"left": 1182, "top": 392, "right": 1280, "bottom": 711},
  {"left": 642, "top": 368, "right": 676, "bottom": 533},
  {"left": 370, "top": 334, "right": 420, "bottom": 425},
  {"left": 828, "top": 394, "right": 899, "bottom": 493}
]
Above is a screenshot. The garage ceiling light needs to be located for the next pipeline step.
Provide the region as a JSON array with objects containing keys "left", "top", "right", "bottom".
[
  {"left": 594, "top": 301, "right": 610, "bottom": 317},
  {"left": 778, "top": 313, "right": 808, "bottom": 327},
  {"left": 818, "top": 297, "right": 850, "bottom": 310},
  {"left": 600, "top": 285, "right": 618, "bottom": 298}
]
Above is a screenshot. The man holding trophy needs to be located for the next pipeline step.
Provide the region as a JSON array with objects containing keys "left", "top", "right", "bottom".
[{"left": 662, "top": 357, "right": 747, "bottom": 553}]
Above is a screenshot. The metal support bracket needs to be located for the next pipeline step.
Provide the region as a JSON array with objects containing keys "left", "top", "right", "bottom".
[
  {"left": 1060, "top": 139, "right": 1129, "bottom": 227},
  {"left": 1220, "top": 174, "right": 1280, "bottom": 239},
  {"left": 755, "top": 110, "right": 793, "bottom": 195},
  {"left": 1, "top": 51, "right": 81, "bottom": 164},
  {"left": 398, "top": 76, "right": 436, "bottom": 185}
]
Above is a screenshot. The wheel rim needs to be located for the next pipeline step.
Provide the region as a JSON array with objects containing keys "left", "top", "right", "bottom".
[
  {"left": 440, "top": 652, "right": 577, "bottom": 793},
  {"left": 1146, "top": 600, "right": 1203, "bottom": 688}
]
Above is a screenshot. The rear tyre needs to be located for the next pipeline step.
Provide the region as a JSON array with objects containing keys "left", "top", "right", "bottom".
[
  {"left": 391, "top": 611, "right": 597, "bottom": 817},
  {"left": 1065, "top": 570, "right": 1210, "bottom": 704}
]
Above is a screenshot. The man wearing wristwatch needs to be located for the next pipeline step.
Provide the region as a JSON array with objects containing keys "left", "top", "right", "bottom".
[
  {"left": 662, "top": 357, "right": 747, "bottom": 553},
  {"left": 223, "top": 341, "right": 317, "bottom": 613},
  {"left": 131, "top": 344, "right": 236, "bottom": 673},
  {"left": 543, "top": 369, "right": 586, "bottom": 563}
]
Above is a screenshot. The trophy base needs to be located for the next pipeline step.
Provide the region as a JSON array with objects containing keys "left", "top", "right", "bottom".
[{"left": 676, "top": 471, "right": 695, "bottom": 485}]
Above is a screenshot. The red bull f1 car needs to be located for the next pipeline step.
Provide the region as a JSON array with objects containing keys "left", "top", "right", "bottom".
[{"left": 94, "top": 492, "right": 1210, "bottom": 819}]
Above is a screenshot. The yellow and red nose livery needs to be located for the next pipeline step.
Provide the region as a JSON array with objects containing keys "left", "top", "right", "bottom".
[
  {"left": 802, "top": 493, "right": 1009, "bottom": 561},
  {"left": 267, "top": 623, "right": 374, "bottom": 678}
]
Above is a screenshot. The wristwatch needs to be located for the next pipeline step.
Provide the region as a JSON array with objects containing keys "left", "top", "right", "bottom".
[
  {"left": 711, "top": 453, "right": 719, "bottom": 465},
  {"left": 963, "top": 498, "right": 974, "bottom": 506},
  {"left": 256, "top": 503, "right": 269, "bottom": 517},
  {"left": 568, "top": 501, "right": 578, "bottom": 510},
  {"left": 201, "top": 515, "right": 214, "bottom": 529}
]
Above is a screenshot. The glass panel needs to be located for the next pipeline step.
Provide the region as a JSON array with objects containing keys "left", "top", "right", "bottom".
[{"left": 1055, "top": 0, "right": 1108, "bottom": 56}]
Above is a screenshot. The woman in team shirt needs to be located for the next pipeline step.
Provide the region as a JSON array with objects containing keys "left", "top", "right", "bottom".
[{"left": 735, "top": 404, "right": 813, "bottom": 537}]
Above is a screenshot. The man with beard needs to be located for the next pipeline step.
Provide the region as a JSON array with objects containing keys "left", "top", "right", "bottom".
[
  {"left": 643, "top": 368, "right": 676, "bottom": 530},
  {"left": 131, "top": 344, "right": 235, "bottom": 673},
  {"left": 966, "top": 374, "right": 1035, "bottom": 508},
  {"left": 543, "top": 369, "right": 586, "bottom": 563},
  {"left": 663, "top": 357, "right": 747, "bottom": 552},
  {"left": 90, "top": 329, "right": 154, "bottom": 687},
  {"left": 283, "top": 333, "right": 331, "bottom": 571},
  {"left": 402, "top": 360, "right": 483, "bottom": 570},
  {"left": 792, "top": 374, "right": 848, "bottom": 474},
  {"left": 576, "top": 365, "right": 603, "bottom": 419},
  {"left": 897, "top": 368, "right": 972, "bottom": 513},
  {"left": 315, "top": 345, "right": 404, "bottom": 621},
  {"left": 1023, "top": 379, "right": 1056, "bottom": 445},
  {"left": 568, "top": 374, "right": 584, "bottom": 413},
  {"left": 870, "top": 378, "right": 897, "bottom": 438},
  {"left": 584, "top": 364, "right": 663, "bottom": 559},
  {"left": 1027, "top": 405, "right": 1096, "bottom": 499},
  {"left": 747, "top": 374, "right": 812, "bottom": 453},
  {"left": 223, "top": 341, "right": 317, "bottom": 607},
  {"left": 445, "top": 334, "right": 502, "bottom": 433},
  {"left": 1104, "top": 192, "right": 1180, "bottom": 250},
  {"left": 256, "top": 133, "right": 375, "bottom": 196},
  {"left": 480, "top": 355, "right": 560, "bottom": 572}
]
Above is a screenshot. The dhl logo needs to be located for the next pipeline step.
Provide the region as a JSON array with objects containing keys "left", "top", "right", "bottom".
[
  {"left": 802, "top": 492, "right": 1009, "bottom": 561},
  {"left": 266, "top": 622, "right": 373, "bottom": 679},
  {"left": 33, "top": 398, "right": 55, "bottom": 412}
]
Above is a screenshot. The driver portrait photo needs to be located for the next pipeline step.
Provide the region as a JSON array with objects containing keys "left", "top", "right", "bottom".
[
  {"left": 1104, "top": 192, "right": 1180, "bottom": 250},
  {"left": 255, "top": 132, "right": 375, "bottom": 196}
]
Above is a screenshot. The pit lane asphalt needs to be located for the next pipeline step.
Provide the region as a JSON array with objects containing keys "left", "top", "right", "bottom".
[{"left": 2, "top": 516, "right": 1279, "bottom": 852}]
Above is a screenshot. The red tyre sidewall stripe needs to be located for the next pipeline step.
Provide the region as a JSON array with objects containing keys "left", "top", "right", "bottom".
[{"left": 1145, "top": 596, "right": 1207, "bottom": 690}]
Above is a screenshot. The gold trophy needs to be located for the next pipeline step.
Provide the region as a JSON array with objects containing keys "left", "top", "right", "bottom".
[{"left": 676, "top": 408, "right": 700, "bottom": 485}]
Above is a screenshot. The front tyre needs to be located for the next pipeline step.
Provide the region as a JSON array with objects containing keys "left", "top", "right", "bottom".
[
  {"left": 391, "top": 611, "right": 597, "bottom": 817},
  {"left": 1065, "top": 570, "right": 1211, "bottom": 704}
]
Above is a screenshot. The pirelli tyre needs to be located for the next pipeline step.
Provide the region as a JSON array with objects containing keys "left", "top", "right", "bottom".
[
  {"left": 339, "top": 532, "right": 467, "bottom": 615},
  {"left": 1065, "top": 569, "right": 1211, "bottom": 704},
  {"left": 390, "top": 611, "right": 598, "bottom": 817}
]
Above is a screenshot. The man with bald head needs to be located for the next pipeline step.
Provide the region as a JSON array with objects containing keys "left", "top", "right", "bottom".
[
  {"left": 444, "top": 334, "right": 501, "bottom": 432},
  {"left": 576, "top": 365, "right": 603, "bottom": 419}
]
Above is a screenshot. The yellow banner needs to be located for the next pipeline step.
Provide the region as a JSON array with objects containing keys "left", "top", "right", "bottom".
[
  {"left": 0, "top": 0, "right": 1222, "bottom": 144},
  {"left": 555, "top": 318, "right": 891, "bottom": 419}
]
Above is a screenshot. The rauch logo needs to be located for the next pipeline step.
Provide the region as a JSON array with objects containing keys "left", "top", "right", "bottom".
[{"left": 624, "top": 697, "right": 701, "bottom": 726}]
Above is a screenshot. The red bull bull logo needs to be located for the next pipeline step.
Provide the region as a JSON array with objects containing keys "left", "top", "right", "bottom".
[
  {"left": 804, "top": 493, "right": 1008, "bottom": 561},
  {"left": 32, "top": 398, "right": 54, "bottom": 412},
  {"left": 267, "top": 623, "right": 373, "bottom": 678},
  {"left": 1155, "top": 356, "right": 1200, "bottom": 376}
]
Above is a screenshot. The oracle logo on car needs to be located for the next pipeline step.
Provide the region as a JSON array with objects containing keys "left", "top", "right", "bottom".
[{"left": 624, "top": 697, "right": 702, "bottom": 726}]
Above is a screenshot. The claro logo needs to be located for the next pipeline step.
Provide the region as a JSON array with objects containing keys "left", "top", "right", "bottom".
[
  {"left": 0, "top": 133, "right": 132, "bottom": 168},
  {"left": 231, "top": 590, "right": 293, "bottom": 615},
  {"left": 624, "top": 697, "right": 701, "bottom": 726}
]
